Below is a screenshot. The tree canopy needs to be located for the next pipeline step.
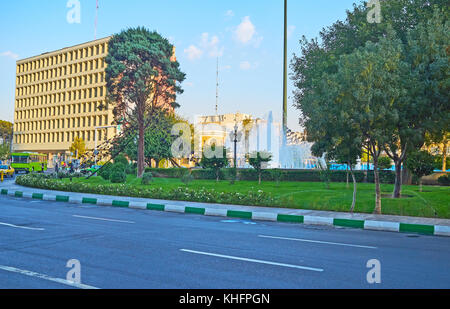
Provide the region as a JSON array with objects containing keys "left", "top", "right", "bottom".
[{"left": 106, "top": 27, "right": 186, "bottom": 177}]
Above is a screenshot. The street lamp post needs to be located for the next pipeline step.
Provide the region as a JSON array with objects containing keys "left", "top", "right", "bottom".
[{"left": 229, "top": 121, "right": 242, "bottom": 168}]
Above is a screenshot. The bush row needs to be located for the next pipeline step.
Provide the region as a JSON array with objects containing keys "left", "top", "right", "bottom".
[
  {"left": 15, "top": 174, "right": 278, "bottom": 207},
  {"left": 144, "top": 168, "right": 396, "bottom": 184}
]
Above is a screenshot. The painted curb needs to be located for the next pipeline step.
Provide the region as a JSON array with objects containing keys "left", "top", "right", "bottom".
[{"left": 1, "top": 188, "right": 448, "bottom": 237}]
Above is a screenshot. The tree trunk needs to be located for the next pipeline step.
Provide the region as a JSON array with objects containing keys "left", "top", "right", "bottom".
[
  {"left": 443, "top": 140, "right": 448, "bottom": 172},
  {"left": 350, "top": 165, "right": 357, "bottom": 213},
  {"left": 259, "top": 171, "right": 261, "bottom": 185},
  {"left": 216, "top": 168, "right": 220, "bottom": 182},
  {"left": 419, "top": 178, "right": 423, "bottom": 192},
  {"left": 346, "top": 165, "right": 349, "bottom": 189},
  {"left": 373, "top": 154, "right": 382, "bottom": 215},
  {"left": 137, "top": 121, "right": 145, "bottom": 178},
  {"left": 393, "top": 161, "right": 403, "bottom": 198}
]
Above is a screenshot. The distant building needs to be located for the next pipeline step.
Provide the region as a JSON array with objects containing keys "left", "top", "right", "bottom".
[{"left": 12, "top": 37, "right": 177, "bottom": 166}]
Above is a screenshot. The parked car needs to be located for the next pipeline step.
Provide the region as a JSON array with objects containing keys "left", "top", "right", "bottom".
[{"left": 0, "top": 165, "right": 15, "bottom": 178}]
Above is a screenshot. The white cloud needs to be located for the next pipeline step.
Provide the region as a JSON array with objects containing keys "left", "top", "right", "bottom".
[
  {"left": 225, "top": 10, "right": 234, "bottom": 18},
  {"left": 200, "top": 33, "right": 224, "bottom": 58},
  {"left": 235, "top": 16, "right": 255, "bottom": 44},
  {"left": 239, "top": 61, "right": 252, "bottom": 70},
  {"left": 185, "top": 33, "right": 224, "bottom": 61},
  {"left": 184, "top": 45, "right": 203, "bottom": 60},
  {"left": 287, "top": 25, "right": 296, "bottom": 39},
  {"left": 185, "top": 82, "right": 194, "bottom": 87},
  {"left": 0, "top": 51, "right": 19, "bottom": 60},
  {"left": 234, "top": 16, "right": 263, "bottom": 47}
]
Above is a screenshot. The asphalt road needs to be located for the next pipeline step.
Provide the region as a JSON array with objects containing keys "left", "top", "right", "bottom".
[{"left": 0, "top": 191, "right": 449, "bottom": 289}]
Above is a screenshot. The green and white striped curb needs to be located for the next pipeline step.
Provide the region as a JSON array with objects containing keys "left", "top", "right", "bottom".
[{"left": 2, "top": 188, "right": 449, "bottom": 237}]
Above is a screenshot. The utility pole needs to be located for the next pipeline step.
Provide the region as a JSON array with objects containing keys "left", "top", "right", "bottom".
[{"left": 282, "top": 0, "right": 288, "bottom": 142}]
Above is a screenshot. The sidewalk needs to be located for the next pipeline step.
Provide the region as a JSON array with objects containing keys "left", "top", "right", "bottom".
[{"left": 1, "top": 181, "right": 449, "bottom": 236}]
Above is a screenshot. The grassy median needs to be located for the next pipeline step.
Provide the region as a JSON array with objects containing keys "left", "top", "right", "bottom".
[{"left": 42, "top": 175, "right": 450, "bottom": 219}]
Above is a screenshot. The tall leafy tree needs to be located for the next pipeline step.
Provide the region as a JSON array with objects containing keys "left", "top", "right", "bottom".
[
  {"left": 106, "top": 27, "right": 186, "bottom": 178},
  {"left": 248, "top": 151, "right": 273, "bottom": 185},
  {"left": 406, "top": 150, "right": 436, "bottom": 192},
  {"left": 0, "top": 120, "right": 13, "bottom": 144},
  {"left": 69, "top": 137, "right": 86, "bottom": 159},
  {"left": 200, "top": 145, "right": 229, "bottom": 182},
  {"left": 113, "top": 110, "right": 177, "bottom": 168}
]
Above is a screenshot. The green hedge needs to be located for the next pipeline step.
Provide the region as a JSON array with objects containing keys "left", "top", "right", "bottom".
[
  {"left": 16, "top": 174, "right": 278, "bottom": 207},
  {"left": 144, "top": 168, "right": 396, "bottom": 184}
]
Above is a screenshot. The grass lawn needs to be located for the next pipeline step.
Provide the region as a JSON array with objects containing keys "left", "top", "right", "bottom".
[{"left": 63, "top": 175, "right": 450, "bottom": 219}]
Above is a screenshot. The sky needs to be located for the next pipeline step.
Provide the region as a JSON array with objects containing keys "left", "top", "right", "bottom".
[{"left": 0, "top": 0, "right": 359, "bottom": 131}]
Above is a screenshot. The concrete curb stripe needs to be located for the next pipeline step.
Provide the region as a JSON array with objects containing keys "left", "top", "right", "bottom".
[
  {"left": 165, "top": 205, "right": 185, "bottom": 213},
  {"left": 23, "top": 192, "right": 33, "bottom": 199},
  {"left": 112, "top": 200, "right": 129, "bottom": 208},
  {"left": 400, "top": 223, "right": 434, "bottom": 235},
  {"left": 147, "top": 203, "right": 165, "bottom": 211},
  {"left": 56, "top": 195, "right": 69, "bottom": 202},
  {"left": 96, "top": 199, "right": 113, "bottom": 206},
  {"left": 32, "top": 193, "right": 44, "bottom": 200},
  {"left": 185, "top": 207, "right": 206, "bottom": 215},
  {"left": 434, "top": 226, "right": 450, "bottom": 237},
  {"left": 277, "top": 214, "right": 304, "bottom": 223},
  {"left": 364, "top": 220, "right": 400, "bottom": 232},
  {"left": 43, "top": 195, "right": 56, "bottom": 201},
  {"left": 252, "top": 212, "right": 278, "bottom": 221},
  {"left": 227, "top": 210, "right": 252, "bottom": 219},
  {"left": 82, "top": 197, "right": 97, "bottom": 205},
  {"left": 129, "top": 202, "right": 147, "bottom": 210},
  {"left": 304, "top": 216, "right": 334, "bottom": 226},
  {"left": 334, "top": 218, "right": 365, "bottom": 229},
  {"left": 204, "top": 208, "right": 228, "bottom": 217},
  {"left": 69, "top": 197, "right": 83, "bottom": 204},
  {"left": 2, "top": 188, "right": 449, "bottom": 237}
]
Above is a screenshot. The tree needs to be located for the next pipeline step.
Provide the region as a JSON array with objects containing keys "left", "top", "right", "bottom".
[
  {"left": 0, "top": 144, "right": 10, "bottom": 161},
  {"left": 113, "top": 110, "right": 176, "bottom": 168},
  {"left": 378, "top": 157, "right": 392, "bottom": 170},
  {"left": 406, "top": 150, "right": 436, "bottom": 192},
  {"left": 200, "top": 145, "right": 229, "bottom": 182},
  {"left": 69, "top": 137, "right": 86, "bottom": 159},
  {"left": 106, "top": 27, "right": 186, "bottom": 178},
  {"left": 0, "top": 120, "right": 13, "bottom": 144},
  {"left": 293, "top": 1, "right": 449, "bottom": 202},
  {"left": 248, "top": 151, "right": 272, "bottom": 185}
]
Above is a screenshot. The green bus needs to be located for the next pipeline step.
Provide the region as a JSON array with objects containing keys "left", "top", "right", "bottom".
[{"left": 11, "top": 153, "right": 48, "bottom": 174}]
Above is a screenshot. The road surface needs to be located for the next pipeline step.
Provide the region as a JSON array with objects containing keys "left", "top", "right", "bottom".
[{"left": 0, "top": 192, "right": 449, "bottom": 289}]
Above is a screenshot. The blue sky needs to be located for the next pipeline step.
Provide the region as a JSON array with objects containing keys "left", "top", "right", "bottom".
[{"left": 0, "top": 0, "right": 358, "bottom": 131}]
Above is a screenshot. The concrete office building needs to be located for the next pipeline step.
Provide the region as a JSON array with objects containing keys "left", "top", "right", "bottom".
[{"left": 13, "top": 37, "right": 117, "bottom": 165}]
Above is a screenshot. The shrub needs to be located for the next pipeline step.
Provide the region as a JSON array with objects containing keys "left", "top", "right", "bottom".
[
  {"left": 110, "top": 170, "right": 127, "bottom": 183},
  {"left": 15, "top": 174, "right": 278, "bottom": 207},
  {"left": 98, "top": 163, "right": 114, "bottom": 180},
  {"left": 270, "top": 169, "right": 283, "bottom": 186},
  {"left": 438, "top": 174, "right": 450, "bottom": 186},
  {"left": 181, "top": 173, "right": 194, "bottom": 185},
  {"left": 223, "top": 168, "right": 238, "bottom": 184},
  {"left": 114, "top": 154, "right": 129, "bottom": 166},
  {"left": 378, "top": 156, "right": 392, "bottom": 170},
  {"left": 141, "top": 172, "right": 153, "bottom": 185}
]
